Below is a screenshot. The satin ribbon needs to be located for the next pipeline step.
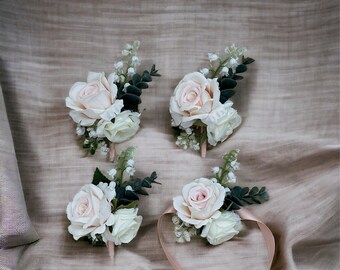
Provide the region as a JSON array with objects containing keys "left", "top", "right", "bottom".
[{"left": 157, "top": 206, "right": 275, "bottom": 270}]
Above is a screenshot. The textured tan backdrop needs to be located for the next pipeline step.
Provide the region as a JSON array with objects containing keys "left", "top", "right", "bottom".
[{"left": 0, "top": 0, "right": 339, "bottom": 269}]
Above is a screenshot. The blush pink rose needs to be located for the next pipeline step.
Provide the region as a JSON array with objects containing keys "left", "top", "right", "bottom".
[
  {"left": 169, "top": 72, "right": 220, "bottom": 128},
  {"left": 66, "top": 72, "right": 123, "bottom": 126},
  {"left": 66, "top": 184, "right": 114, "bottom": 240},
  {"left": 173, "top": 178, "right": 226, "bottom": 228}
]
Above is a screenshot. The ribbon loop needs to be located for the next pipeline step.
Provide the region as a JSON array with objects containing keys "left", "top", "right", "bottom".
[{"left": 157, "top": 206, "right": 275, "bottom": 270}]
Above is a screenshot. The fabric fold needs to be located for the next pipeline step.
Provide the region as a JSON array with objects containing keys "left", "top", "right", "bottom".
[{"left": 0, "top": 85, "right": 39, "bottom": 248}]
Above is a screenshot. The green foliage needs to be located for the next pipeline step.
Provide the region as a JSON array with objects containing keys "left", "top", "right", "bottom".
[
  {"left": 115, "top": 171, "right": 159, "bottom": 207},
  {"left": 120, "top": 65, "right": 161, "bottom": 112},
  {"left": 235, "top": 64, "right": 247, "bottom": 73},
  {"left": 126, "top": 171, "right": 160, "bottom": 196},
  {"left": 116, "top": 200, "right": 139, "bottom": 210},
  {"left": 92, "top": 168, "right": 111, "bottom": 186},
  {"left": 216, "top": 56, "right": 255, "bottom": 103},
  {"left": 223, "top": 186, "right": 269, "bottom": 210},
  {"left": 220, "top": 78, "right": 237, "bottom": 89},
  {"left": 86, "top": 235, "right": 106, "bottom": 246}
]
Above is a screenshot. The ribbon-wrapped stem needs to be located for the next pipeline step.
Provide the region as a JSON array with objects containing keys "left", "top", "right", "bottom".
[
  {"left": 109, "top": 143, "right": 116, "bottom": 162},
  {"left": 106, "top": 240, "right": 115, "bottom": 259},
  {"left": 200, "top": 126, "right": 207, "bottom": 158}
]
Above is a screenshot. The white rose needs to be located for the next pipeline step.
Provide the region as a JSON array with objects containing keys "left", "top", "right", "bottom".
[
  {"left": 66, "top": 184, "right": 114, "bottom": 240},
  {"left": 173, "top": 178, "right": 226, "bottom": 228},
  {"left": 201, "top": 211, "right": 242, "bottom": 245},
  {"left": 169, "top": 72, "right": 220, "bottom": 129},
  {"left": 205, "top": 101, "right": 241, "bottom": 146},
  {"left": 102, "top": 208, "right": 142, "bottom": 245},
  {"left": 65, "top": 72, "right": 124, "bottom": 126},
  {"left": 96, "top": 110, "right": 140, "bottom": 143}
]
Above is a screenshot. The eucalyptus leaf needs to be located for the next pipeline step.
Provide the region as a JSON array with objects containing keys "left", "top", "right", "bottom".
[
  {"left": 221, "top": 78, "right": 237, "bottom": 89},
  {"left": 126, "top": 85, "right": 142, "bottom": 96},
  {"left": 243, "top": 57, "right": 255, "bottom": 65},
  {"left": 220, "top": 90, "right": 235, "bottom": 100},
  {"left": 235, "top": 64, "right": 247, "bottom": 73},
  {"left": 122, "top": 93, "right": 141, "bottom": 105},
  {"left": 229, "top": 186, "right": 269, "bottom": 207},
  {"left": 136, "top": 82, "right": 149, "bottom": 89},
  {"left": 142, "top": 72, "right": 152, "bottom": 82},
  {"left": 232, "top": 75, "right": 244, "bottom": 80},
  {"left": 132, "top": 74, "right": 141, "bottom": 85}
]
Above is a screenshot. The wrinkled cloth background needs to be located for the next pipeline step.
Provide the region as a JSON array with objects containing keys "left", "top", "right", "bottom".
[{"left": 0, "top": 0, "right": 339, "bottom": 269}]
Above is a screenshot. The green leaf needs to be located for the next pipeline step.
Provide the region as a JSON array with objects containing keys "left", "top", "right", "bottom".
[
  {"left": 150, "top": 64, "right": 161, "bottom": 76},
  {"left": 132, "top": 74, "right": 142, "bottom": 85},
  {"left": 125, "top": 171, "right": 160, "bottom": 197},
  {"left": 243, "top": 57, "right": 255, "bottom": 65},
  {"left": 249, "top": 187, "right": 259, "bottom": 196},
  {"left": 136, "top": 82, "right": 149, "bottom": 89},
  {"left": 122, "top": 93, "right": 141, "bottom": 104},
  {"left": 116, "top": 200, "right": 138, "bottom": 210},
  {"left": 220, "top": 90, "right": 235, "bottom": 100},
  {"left": 92, "top": 168, "right": 111, "bottom": 185},
  {"left": 235, "top": 64, "right": 247, "bottom": 73},
  {"left": 229, "top": 186, "right": 269, "bottom": 207},
  {"left": 142, "top": 179, "right": 152, "bottom": 188},
  {"left": 193, "top": 120, "right": 206, "bottom": 127},
  {"left": 142, "top": 72, "right": 152, "bottom": 82},
  {"left": 219, "top": 96, "right": 229, "bottom": 104},
  {"left": 232, "top": 75, "right": 244, "bottom": 80},
  {"left": 126, "top": 85, "right": 142, "bottom": 96},
  {"left": 221, "top": 78, "right": 237, "bottom": 89}
]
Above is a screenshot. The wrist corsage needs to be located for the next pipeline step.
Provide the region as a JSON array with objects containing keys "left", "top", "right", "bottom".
[
  {"left": 171, "top": 149, "right": 268, "bottom": 244},
  {"left": 66, "top": 147, "right": 160, "bottom": 258},
  {"left": 157, "top": 150, "right": 275, "bottom": 269},
  {"left": 65, "top": 41, "right": 160, "bottom": 161},
  {"left": 169, "top": 44, "right": 254, "bottom": 157}
]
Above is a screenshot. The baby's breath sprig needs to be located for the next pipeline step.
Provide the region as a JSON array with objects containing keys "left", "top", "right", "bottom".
[
  {"left": 172, "top": 215, "right": 197, "bottom": 243},
  {"left": 212, "top": 149, "right": 240, "bottom": 187}
]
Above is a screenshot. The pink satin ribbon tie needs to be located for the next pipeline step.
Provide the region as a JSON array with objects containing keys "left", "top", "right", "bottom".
[{"left": 157, "top": 206, "right": 275, "bottom": 270}]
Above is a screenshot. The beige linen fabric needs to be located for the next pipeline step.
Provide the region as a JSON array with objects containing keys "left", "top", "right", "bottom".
[
  {"left": 0, "top": 0, "right": 339, "bottom": 269},
  {"left": 0, "top": 85, "right": 39, "bottom": 249}
]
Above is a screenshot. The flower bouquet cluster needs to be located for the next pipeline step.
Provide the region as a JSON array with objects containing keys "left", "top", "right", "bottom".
[
  {"left": 66, "top": 147, "right": 160, "bottom": 257},
  {"left": 172, "top": 150, "right": 268, "bottom": 245},
  {"left": 170, "top": 44, "right": 254, "bottom": 157},
  {"left": 65, "top": 41, "right": 160, "bottom": 161}
]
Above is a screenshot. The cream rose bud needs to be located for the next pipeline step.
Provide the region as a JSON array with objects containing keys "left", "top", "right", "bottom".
[
  {"left": 201, "top": 211, "right": 242, "bottom": 245},
  {"left": 66, "top": 184, "right": 115, "bottom": 240},
  {"left": 169, "top": 72, "right": 220, "bottom": 129},
  {"left": 96, "top": 111, "right": 140, "bottom": 143},
  {"left": 205, "top": 101, "right": 241, "bottom": 146},
  {"left": 102, "top": 208, "right": 142, "bottom": 245},
  {"left": 65, "top": 72, "right": 121, "bottom": 126},
  {"left": 173, "top": 178, "right": 226, "bottom": 228}
]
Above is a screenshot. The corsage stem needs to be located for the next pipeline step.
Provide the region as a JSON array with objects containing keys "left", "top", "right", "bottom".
[
  {"left": 200, "top": 127, "right": 207, "bottom": 158},
  {"left": 106, "top": 240, "right": 115, "bottom": 259},
  {"left": 109, "top": 143, "right": 116, "bottom": 162}
]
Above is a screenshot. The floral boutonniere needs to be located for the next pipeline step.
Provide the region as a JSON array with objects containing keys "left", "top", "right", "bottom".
[
  {"left": 66, "top": 147, "right": 160, "bottom": 257},
  {"left": 171, "top": 150, "right": 268, "bottom": 245},
  {"left": 66, "top": 41, "right": 160, "bottom": 161},
  {"left": 169, "top": 44, "right": 254, "bottom": 157}
]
